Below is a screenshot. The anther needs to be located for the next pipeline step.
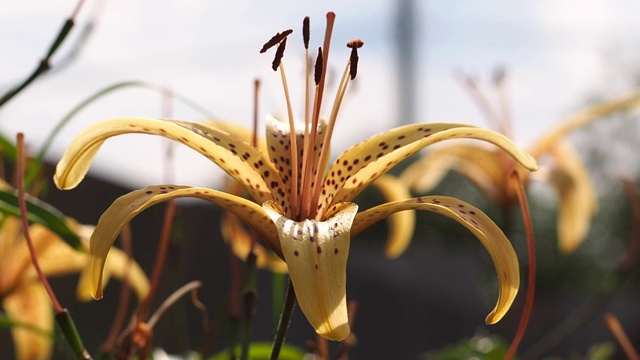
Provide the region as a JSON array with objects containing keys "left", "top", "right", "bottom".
[
  {"left": 260, "top": 29, "right": 293, "bottom": 53},
  {"left": 314, "top": 47, "right": 323, "bottom": 85},
  {"left": 272, "top": 37, "right": 288, "bottom": 71},
  {"left": 347, "top": 39, "right": 364, "bottom": 80},
  {"left": 303, "top": 17, "right": 310, "bottom": 49}
]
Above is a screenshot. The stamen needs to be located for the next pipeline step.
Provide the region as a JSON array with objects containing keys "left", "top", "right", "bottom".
[
  {"left": 310, "top": 52, "right": 357, "bottom": 217},
  {"left": 347, "top": 39, "right": 364, "bottom": 80},
  {"left": 272, "top": 37, "right": 288, "bottom": 71},
  {"left": 314, "top": 47, "right": 323, "bottom": 85},
  {"left": 253, "top": 79, "right": 260, "bottom": 147},
  {"left": 303, "top": 17, "right": 310, "bottom": 49},
  {"left": 305, "top": 13, "right": 335, "bottom": 218},
  {"left": 260, "top": 29, "right": 293, "bottom": 53},
  {"left": 277, "top": 60, "right": 299, "bottom": 217},
  {"left": 299, "top": 18, "right": 312, "bottom": 219}
]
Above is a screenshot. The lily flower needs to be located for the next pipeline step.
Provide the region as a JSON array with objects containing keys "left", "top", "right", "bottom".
[
  {"left": 53, "top": 13, "right": 538, "bottom": 341},
  {"left": 0, "top": 185, "right": 149, "bottom": 360},
  {"left": 401, "top": 70, "right": 640, "bottom": 253}
]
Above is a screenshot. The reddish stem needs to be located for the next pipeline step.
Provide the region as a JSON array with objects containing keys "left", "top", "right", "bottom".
[
  {"left": 137, "top": 200, "right": 176, "bottom": 321},
  {"left": 102, "top": 224, "right": 134, "bottom": 352},
  {"left": 604, "top": 312, "right": 640, "bottom": 360},
  {"left": 16, "top": 133, "right": 64, "bottom": 314},
  {"left": 505, "top": 170, "right": 536, "bottom": 360}
]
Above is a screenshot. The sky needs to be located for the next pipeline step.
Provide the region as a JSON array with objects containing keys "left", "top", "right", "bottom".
[{"left": 0, "top": 0, "right": 639, "bottom": 189}]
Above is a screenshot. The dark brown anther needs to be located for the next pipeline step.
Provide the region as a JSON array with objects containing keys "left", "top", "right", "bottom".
[
  {"left": 314, "top": 47, "right": 323, "bottom": 85},
  {"left": 260, "top": 29, "right": 293, "bottom": 53},
  {"left": 303, "top": 16, "right": 310, "bottom": 49},
  {"left": 347, "top": 40, "right": 364, "bottom": 80},
  {"left": 271, "top": 37, "right": 287, "bottom": 71}
]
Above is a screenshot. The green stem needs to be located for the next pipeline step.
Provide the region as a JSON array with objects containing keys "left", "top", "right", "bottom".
[
  {"left": 240, "top": 251, "right": 258, "bottom": 360},
  {"left": 270, "top": 280, "right": 296, "bottom": 360},
  {"left": 55, "top": 310, "right": 93, "bottom": 360},
  {"left": 272, "top": 272, "right": 287, "bottom": 331}
]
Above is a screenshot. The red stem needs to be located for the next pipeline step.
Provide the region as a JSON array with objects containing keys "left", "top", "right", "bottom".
[
  {"left": 16, "top": 133, "right": 64, "bottom": 314},
  {"left": 137, "top": 200, "right": 176, "bottom": 321},
  {"left": 505, "top": 170, "right": 536, "bottom": 360}
]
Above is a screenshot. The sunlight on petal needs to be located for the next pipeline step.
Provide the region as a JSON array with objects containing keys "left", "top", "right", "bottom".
[
  {"left": 89, "top": 185, "right": 278, "bottom": 299},
  {"left": 530, "top": 92, "right": 640, "bottom": 157},
  {"left": 351, "top": 196, "right": 519, "bottom": 324},
  {"left": 2, "top": 283, "right": 52, "bottom": 360},
  {"left": 400, "top": 145, "right": 508, "bottom": 204},
  {"left": 546, "top": 141, "right": 598, "bottom": 253},
  {"left": 369, "top": 174, "right": 415, "bottom": 258},
  {"left": 319, "top": 124, "right": 538, "bottom": 215},
  {"left": 53, "top": 117, "right": 283, "bottom": 205},
  {"left": 263, "top": 200, "right": 358, "bottom": 341}
]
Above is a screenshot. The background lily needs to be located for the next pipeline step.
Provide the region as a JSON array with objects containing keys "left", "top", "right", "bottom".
[
  {"left": 53, "top": 13, "right": 538, "bottom": 341},
  {"left": 0, "top": 206, "right": 149, "bottom": 360},
  {"left": 401, "top": 71, "right": 640, "bottom": 253}
]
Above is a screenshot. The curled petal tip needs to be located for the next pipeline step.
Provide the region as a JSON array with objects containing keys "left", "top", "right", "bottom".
[{"left": 318, "top": 323, "right": 351, "bottom": 341}]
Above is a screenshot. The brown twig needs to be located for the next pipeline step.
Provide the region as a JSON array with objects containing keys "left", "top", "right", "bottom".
[{"left": 604, "top": 313, "right": 640, "bottom": 360}]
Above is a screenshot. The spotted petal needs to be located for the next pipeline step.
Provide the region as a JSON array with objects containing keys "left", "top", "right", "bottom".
[
  {"left": 351, "top": 196, "right": 519, "bottom": 324},
  {"left": 369, "top": 174, "right": 415, "bottom": 258},
  {"left": 266, "top": 115, "right": 328, "bottom": 206},
  {"left": 2, "top": 283, "right": 52, "bottom": 360},
  {"left": 319, "top": 123, "right": 538, "bottom": 215},
  {"left": 88, "top": 185, "right": 278, "bottom": 299},
  {"left": 263, "top": 200, "right": 358, "bottom": 341},
  {"left": 53, "top": 117, "right": 285, "bottom": 205},
  {"left": 400, "top": 144, "right": 510, "bottom": 204},
  {"left": 546, "top": 141, "right": 598, "bottom": 253}
]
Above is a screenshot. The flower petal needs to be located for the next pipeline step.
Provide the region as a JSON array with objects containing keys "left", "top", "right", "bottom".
[
  {"left": 53, "top": 117, "right": 284, "bottom": 205},
  {"left": 263, "top": 200, "right": 358, "bottom": 341},
  {"left": 318, "top": 123, "right": 538, "bottom": 215},
  {"left": 546, "top": 141, "right": 598, "bottom": 253},
  {"left": 89, "top": 185, "right": 278, "bottom": 299},
  {"left": 2, "top": 283, "right": 53, "bottom": 360},
  {"left": 530, "top": 92, "right": 640, "bottom": 157},
  {"left": 369, "top": 174, "right": 415, "bottom": 258},
  {"left": 76, "top": 245, "right": 150, "bottom": 302},
  {"left": 221, "top": 212, "right": 288, "bottom": 273},
  {"left": 400, "top": 144, "right": 510, "bottom": 204},
  {"left": 351, "top": 196, "right": 520, "bottom": 324}
]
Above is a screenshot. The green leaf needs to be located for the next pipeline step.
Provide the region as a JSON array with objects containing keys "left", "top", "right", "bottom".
[
  {"left": 0, "top": 132, "right": 17, "bottom": 161},
  {"left": 0, "top": 312, "right": 53, "bottom": 338},
  {"left": 0, "top": 190, "right": 81, "bottom": 250},
  {"left": 209, "top": 342, "right": 305, "bottom": 360}
]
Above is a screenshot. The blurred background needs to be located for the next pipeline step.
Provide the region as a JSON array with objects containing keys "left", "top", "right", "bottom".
[{"left": 1, "top": 1, "right": 640, "bottom": 358}]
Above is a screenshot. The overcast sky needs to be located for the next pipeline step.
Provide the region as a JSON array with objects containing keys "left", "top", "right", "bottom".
[{"left": 1, "top": 0, "right": 639, "bottom": 189}]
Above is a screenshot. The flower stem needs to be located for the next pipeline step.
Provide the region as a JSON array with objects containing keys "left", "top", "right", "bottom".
[
  {"left": 270, "top": 279, "right": 296, "bottom": 360},
  {"left": 505, "top": 171, "right": 536, "bottom": 359},
  {"left": 17, "top": 133, "right": 92, "bottom": 359},
  {"left": 137, "top": 200, "right": 176, "bottom": 321}
]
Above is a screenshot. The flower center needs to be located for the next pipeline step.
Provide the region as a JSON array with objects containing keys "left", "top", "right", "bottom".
[{"left": 261, "top": 12, "right": 363, "bottom": 221}]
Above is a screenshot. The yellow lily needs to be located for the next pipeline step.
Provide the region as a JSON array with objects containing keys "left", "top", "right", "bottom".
[
  {"left": 0, "top": 211, "right": 149, "bottom": 360},
  {"left": 401, "top": 71, "right": 640, "bottom": 253},
  {"left": 54, "top": 13, "right": 537, "bottom": 341}
]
